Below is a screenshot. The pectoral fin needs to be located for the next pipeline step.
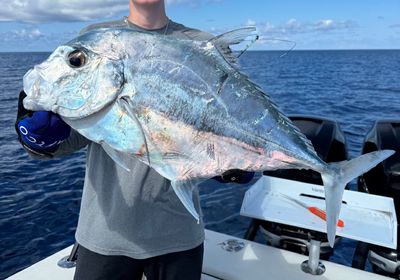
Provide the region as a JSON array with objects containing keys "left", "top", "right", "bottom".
[
  {"left": 101, "top": 142, "right": 132, "bottom": 172},
  {"left": 171, "top": 180, "right": 200, "bottom": 223}
]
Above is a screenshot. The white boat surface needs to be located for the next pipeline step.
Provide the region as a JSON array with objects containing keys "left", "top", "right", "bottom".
[{"left": 7, "top": 229, "right": 392, "bottom": 280}]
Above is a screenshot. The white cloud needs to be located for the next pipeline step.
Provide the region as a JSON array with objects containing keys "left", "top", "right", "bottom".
[
  {"left": 314, "top": 19, "right": 356, "bottom": 31},
  {"left": 0, "top": 0, "right": 212, "bottom": 23},
  {"left": 207, "top": 17, "right": 356, "bottom": 49},
  {"left": 253, "top": 18, "right": 357, "bottom": 38},
  {"left": 0, "top": 0, "right": 128, "bottom": 22},
  {"left": 286, "top": 18, "right": 299, "bottom": 29},
  {"left": 225, "top": 18, "right": 359, "bottom": 50},
  {"left": 318, "top": 19, "right": 333, "bottom": 27},
  {"left": 246, "top": 19, "right": 256, "bottom": 26},
  {"left": 31, "top": 28, "right": 42, "bottom": 37},
  {"left": 0, "top": 28, "right": 79, "bottom": 51},
  {"left": 10, "top": 28, "right": 44, "bottom": 39}
]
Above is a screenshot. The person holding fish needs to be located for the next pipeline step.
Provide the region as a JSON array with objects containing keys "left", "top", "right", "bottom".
[
  {"left": 16, "top": 0, "right": 396, "bottom": 278},
  {"left": 15, "top": 0, "right": 213, "bottom": 279}
]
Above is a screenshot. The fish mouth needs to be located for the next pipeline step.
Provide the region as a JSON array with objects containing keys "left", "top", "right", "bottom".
[{"left": 23, "top": 67, "right": 57, "bottom": 112}]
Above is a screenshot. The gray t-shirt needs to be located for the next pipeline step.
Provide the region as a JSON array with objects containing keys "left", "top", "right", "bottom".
[{"left": 53, "top": 18, "right": 213, "bottom": 259}]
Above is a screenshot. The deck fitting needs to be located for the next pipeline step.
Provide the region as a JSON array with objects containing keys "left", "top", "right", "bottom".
[{"left": 301, "top": 239, "right": 326, "bottom": 275}]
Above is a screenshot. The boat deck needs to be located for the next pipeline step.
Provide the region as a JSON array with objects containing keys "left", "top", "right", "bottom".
[{"left": 8, "top": 230, "right": 392, "bottom": 280}]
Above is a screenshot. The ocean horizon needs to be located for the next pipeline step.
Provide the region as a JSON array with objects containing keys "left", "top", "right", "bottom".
[{"left": 1, "top": 49, "right": 399, "bottom": 279}]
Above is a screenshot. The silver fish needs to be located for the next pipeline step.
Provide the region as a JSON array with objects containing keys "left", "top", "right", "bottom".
[{"left": 22, "top": 27, "right": 394, "bottom": 246}]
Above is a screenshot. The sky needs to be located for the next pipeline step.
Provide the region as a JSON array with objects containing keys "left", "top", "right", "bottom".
[{"left": 0, "top": 0, "right": 399, "bottom": 52}]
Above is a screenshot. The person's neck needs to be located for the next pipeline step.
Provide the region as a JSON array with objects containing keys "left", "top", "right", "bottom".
[{"left": 127, "top": 1, "right": 168, "bottom": 30}]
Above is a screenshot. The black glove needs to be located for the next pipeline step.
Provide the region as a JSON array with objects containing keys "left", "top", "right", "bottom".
[{"left": 213, "top": 169, "right": 255, "bottom": 184}]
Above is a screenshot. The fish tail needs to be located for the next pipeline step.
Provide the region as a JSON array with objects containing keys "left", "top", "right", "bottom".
[{"left": 321, "top": 149, "right": 395, "bottom": 247}]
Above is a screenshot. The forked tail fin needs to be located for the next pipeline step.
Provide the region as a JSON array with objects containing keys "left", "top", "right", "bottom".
[{"left": 321, "top": 149, "right": 395, "bottom": 247}]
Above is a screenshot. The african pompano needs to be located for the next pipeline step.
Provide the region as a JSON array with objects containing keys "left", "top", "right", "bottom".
[{"left": 22, "top": 27, "right": 394, "bottom": 246}]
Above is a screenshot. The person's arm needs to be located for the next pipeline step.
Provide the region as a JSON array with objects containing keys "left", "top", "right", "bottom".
[{"left": 15, "top": 91, "right": 89, "bottom": 160}]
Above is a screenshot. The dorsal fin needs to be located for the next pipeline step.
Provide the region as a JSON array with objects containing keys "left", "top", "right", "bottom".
[
  {"left": 211, "top": 27, "right": 256, "bottom": 46},
  {"left": 209, "top": 27, "right": 258, "bottom": 65}
]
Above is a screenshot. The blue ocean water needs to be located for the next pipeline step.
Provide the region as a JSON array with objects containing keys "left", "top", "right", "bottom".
[{"left": 1, "top": 50, "right": 399, "bottom": 279}]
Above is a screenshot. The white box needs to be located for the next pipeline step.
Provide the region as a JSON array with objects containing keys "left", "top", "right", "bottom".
[{"left": 240, "top": 175, "right": 397, "bottom": 249}]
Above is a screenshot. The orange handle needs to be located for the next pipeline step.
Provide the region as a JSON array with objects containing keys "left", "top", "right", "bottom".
[{"left": 308, "top": 207, "right": 344, "bottom": 228}]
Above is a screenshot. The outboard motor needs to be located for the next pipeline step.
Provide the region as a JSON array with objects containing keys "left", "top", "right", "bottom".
[
  {"left": 352, "top": 120, "right": 400, "bottom": 277},
  {"left": 244, "top": 115, "right": 348, "bottom": 260}
]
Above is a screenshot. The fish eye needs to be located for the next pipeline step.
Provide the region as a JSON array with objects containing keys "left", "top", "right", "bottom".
[{"left": 67, "top": 49, "right": 87, "bottom": 68}]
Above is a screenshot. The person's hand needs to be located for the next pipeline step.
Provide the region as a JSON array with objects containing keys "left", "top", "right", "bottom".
[{"left": 17, "top": 111, "right": 71, "bottom": 152}]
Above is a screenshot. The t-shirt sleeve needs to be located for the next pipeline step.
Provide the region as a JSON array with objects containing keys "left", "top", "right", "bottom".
[
  {"left": 52, "top": 130, "right": 90, "bottom": 157},
  {"left": 24, "top": 130, "right": 90, "bottom": 160}
]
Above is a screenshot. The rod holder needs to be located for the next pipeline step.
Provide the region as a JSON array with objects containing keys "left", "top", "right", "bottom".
[
  {"left": 57, "top": 243, "right": 79, "bottom": 269},
  {"left": 301, "top": 239, "right": 326, "bottom": 275}
]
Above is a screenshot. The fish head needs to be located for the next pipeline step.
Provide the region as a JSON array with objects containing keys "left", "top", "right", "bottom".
[{"left": 23, "top": 29, "right": 125, "bottom": 119}]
